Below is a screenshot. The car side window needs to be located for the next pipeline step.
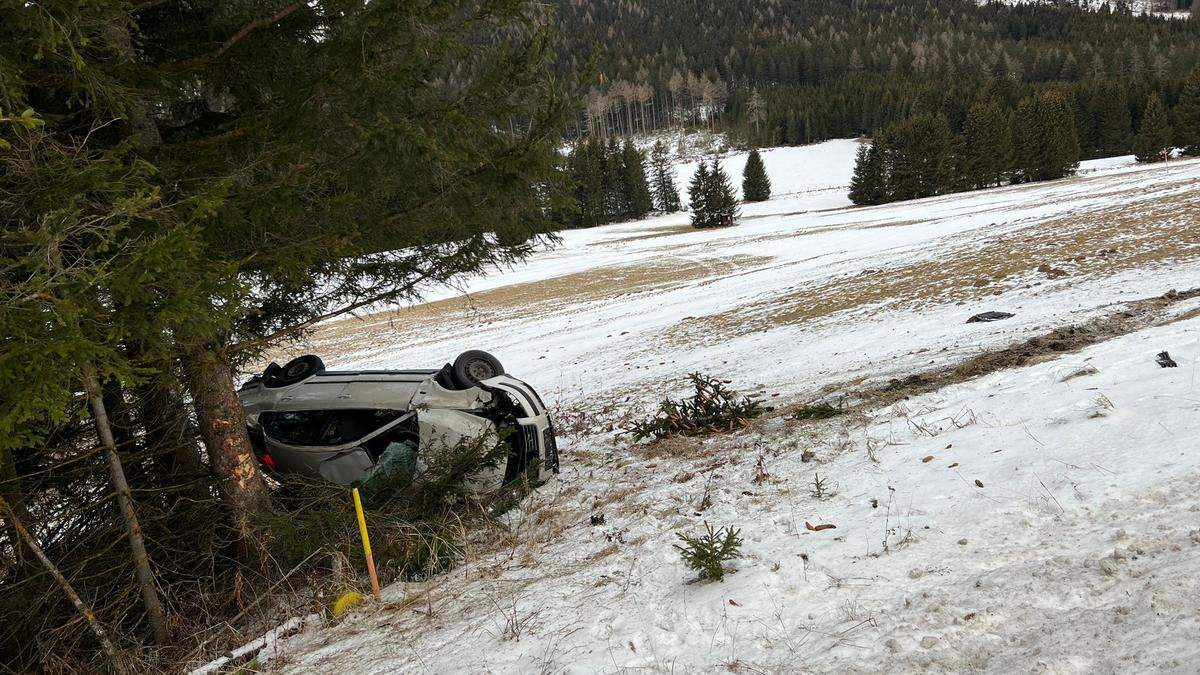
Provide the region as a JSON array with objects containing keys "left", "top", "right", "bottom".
[{"left": 262, "top": 409, "right": 403, "bottom": 447}]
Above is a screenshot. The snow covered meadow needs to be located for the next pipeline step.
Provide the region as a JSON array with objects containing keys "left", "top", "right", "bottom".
[
  {"left": 308, "top": 140, "right": 1200, "bottom": 409},
  {"left": 267, "top": 141, "right": 1200, "bottom": 672}
]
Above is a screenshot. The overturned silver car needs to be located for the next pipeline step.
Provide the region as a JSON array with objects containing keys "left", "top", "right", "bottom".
[{"left": 238, "top": 351, "right": 558, "bottom": 491}]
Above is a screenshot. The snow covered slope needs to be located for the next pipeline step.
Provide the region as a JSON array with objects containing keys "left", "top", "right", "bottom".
[
  {"left": 267, "top": 145, "right": 1200, "bottom": 673},
  {"left": 306, "top": 142, "right": 1200, "bottom": 412},
  {"left": 275, "top": 295, "right": 1200, "bottom": 674}
]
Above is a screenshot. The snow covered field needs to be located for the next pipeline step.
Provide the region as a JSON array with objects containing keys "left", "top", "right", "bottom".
[
  {"left": 268, "top": 142, "right": 1200, "bottom": 673},
  {"left": 306, "top": 140, "right": 1200, "bottom": 410}
]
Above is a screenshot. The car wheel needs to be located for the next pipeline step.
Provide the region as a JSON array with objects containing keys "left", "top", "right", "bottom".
[
  {"left": 452, "top": 350, "right": 504, "bottom": 388},
  {"left": 271, "top": 354, "right": 325, "bottom": 387}
]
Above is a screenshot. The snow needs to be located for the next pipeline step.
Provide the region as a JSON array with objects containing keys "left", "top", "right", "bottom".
[
  {"left": 304, "top": 141, "right": 1193, "bottom": 410},
  {"left": 275, "top": 302, "right": 1200, "bottom": 673},
  {"left": 672, "top": 139, "right": 862, "bottom": 211},
  {"left": 267, "top": 142, "right": 1200, "bottom": 672}
]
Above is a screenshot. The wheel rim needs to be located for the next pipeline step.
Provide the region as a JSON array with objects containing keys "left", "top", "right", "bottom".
[{"left": 466, "top": 360, "right": 495, "bottom": 382}]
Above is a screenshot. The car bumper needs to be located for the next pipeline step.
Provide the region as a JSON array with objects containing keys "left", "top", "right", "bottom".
[{"left": 517, "top": 413, "right": 559, "bottom": 479}]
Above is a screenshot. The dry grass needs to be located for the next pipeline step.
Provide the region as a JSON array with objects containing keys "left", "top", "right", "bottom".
[
  {"left": 293, "top": 254, "right": 772, "bottom": 361},
  {"left": 665, "top": 178, "right": 1200, "bottom": 346},
  {"left": 775, "top": 286, "right": 1200, "bottom": 416}
]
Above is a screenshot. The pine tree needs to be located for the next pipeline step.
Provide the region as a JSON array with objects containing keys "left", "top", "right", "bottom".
[
  {"left": 1093, "top": 84, "right": 1132, "bottom": 157},
  {"left": 1177, "top": 67, "right": 1200, "bottom": 156},
  {"left": 1013, "top": 90, "right": 1080, "bottom": 182},
  {"left": 885, "top": 114, "right": 954, "bottom": 201},
  {"left": 650, "top": 141, "right": 682, "bottom": 211},
  {"left": 620, "top": 139, "right": 654, "bottom": 218},
  {"left": 741, "top": 148, "right": 772, "bottom": 201},
  {"left": 849, "top": 143, "right": 887, "bottom": 205},
  {"left": 705, "top": 158, "right": 741, "bottom": 227},
  {"left": 961, "top": 99, "right": 1012, "bottom": 189},
  {"left": 1133, "top": 92, "right": 1172, "bottom": 163},
  {"left": 689, "top": 159, "right": 740, "bottom": 228},
  {"left": 688, "top": 161, "right": 711, "bottom": 227}
]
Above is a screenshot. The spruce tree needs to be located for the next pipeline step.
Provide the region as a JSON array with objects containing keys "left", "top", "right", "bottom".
[
  {"left": 1133, "top": 92, "right": 1172, "bottom": 163},
  {"left": 885, "top": 114, "right": 954, "bottom": 201},
  {"left": 741, "top": 148, "right": 772, "bottom": 201},
  {"left": 604, "top": 138, "right": 625, "bottom": 218},
  {"left": 620, "top": 139, "right": 654, "bottom": 219},
  {"left": 650, "top": 141, "right": 682, "bottom": 211},
  {"left": 567, "top": 138, "right": 607, "bottom": 227},
  {"left": 1012, "top": 96, "right": 1041, "bottom": 183},
  {"left": 1093, "top": 84, "right": 1131, "bottom": 157},
  {"left": 1177, "top": 67, "right": 1200, "bottom": 156},
  {"left": 948, "top": 135, "right": 973, "bottom": 194},
  {"left": 1013, "top": 91, "right": 1080, "bottom": 182},
  {"left": 0, "top": 0, "right": 572, "bottom": 662},
  {"left": 962, "top": 99, "right": 1012, "bottom": 188},
  {"left": 1042, "top": 90, "right": 1082, "bottom": 180},
  {"left": 688, "top": 161, "right": 711, "bottom": 227},
  {"left": 705, "top": 158, "right": 741, "bottom": 227},
  {"left": 689, "top": 159, "right": 740, "bottom": 228},
  {"left": 849, "top": 143, "right": 887, "bottom": 205}
]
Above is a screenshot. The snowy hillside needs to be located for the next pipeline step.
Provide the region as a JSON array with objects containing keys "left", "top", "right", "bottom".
[
  {"left": 305, "top": 141, "right": 1199, "bottom": 410},
  {"left": 277, "top": 300, "right": 1200, "bottom": 673},
  {"left": 263, "top": 143, "right": 1200, "bottom": 673}
]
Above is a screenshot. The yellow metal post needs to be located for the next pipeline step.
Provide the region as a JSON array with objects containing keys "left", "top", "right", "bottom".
[{"left": 352, "top": 485, "right": 381, "bottom": 601}]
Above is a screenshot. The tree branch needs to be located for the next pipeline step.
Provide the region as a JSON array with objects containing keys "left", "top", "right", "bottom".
[
  {"left": 160, "top": 0, "right": 308, "bottom": 73},
  {"left": 1, "top": 497, "right": 126, "bottom": 673},
  {"left": 227, "top": 266, "right": 440, "bottom": 355}
]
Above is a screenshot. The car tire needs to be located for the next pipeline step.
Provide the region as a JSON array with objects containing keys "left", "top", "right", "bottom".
[
  {"left": 270, "top": 354, "right": 325, "bottom": 387},
  {"left": 452, "top": 350, "right": 504, "bottom": 388}
]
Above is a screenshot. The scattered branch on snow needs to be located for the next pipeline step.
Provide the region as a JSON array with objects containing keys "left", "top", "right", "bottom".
[{"left": 627, "top": 373, "right": 763, "bottom": 442}]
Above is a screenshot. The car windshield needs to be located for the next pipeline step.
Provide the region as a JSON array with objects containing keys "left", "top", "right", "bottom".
[{"left": 261, "top": 409, "right": 404, "bottom": 447}]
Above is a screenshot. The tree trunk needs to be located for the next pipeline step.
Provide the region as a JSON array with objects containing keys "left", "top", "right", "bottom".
[
  {"left": 183, "top": 349, "right": 270, "bottom": 561},
  {"left": 1, "top": 496, "right": 126, "bottom": 673},
  {"left": 82, "top": 366, "right": 170, "bottom": 645},
  {"left": 102, "top": 378, "right": 149, "bottom": 490},
  {"left": 137, "top": 377, "right": 209, "bottom": 503}
]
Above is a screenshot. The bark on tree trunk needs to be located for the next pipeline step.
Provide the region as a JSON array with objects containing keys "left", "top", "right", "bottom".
[
  {"left": 1, "top": 496, "right": 126, "bottom": 673},
  {"left": 82, "top": 366, "right": 170, "bottom": 645},
  {"left": 183, "top": 349, "right": 270, "bottom": 562}
]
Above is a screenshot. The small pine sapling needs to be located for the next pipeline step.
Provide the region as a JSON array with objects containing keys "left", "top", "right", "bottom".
[
  {"left": 753, "top": 453, "right": 770, "bottom": 484},
  {"left": 811, "top": 472, "right": 835, "bottom": 499},
  {"left": 674, "top": 522, "right": 743, "bottom": 581}
]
